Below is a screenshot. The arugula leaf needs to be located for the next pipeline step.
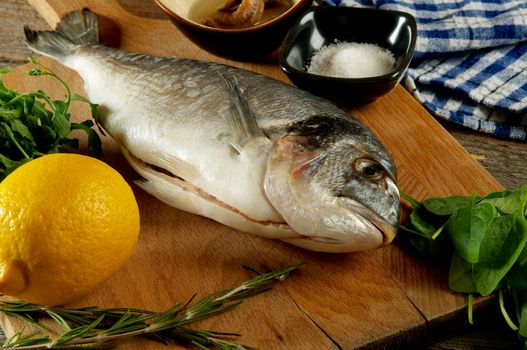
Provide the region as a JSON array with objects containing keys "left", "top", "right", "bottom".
[
  {"left": 0, "top": 59, "right": 102, "bottom": 180},
  {"left": 71, "top": 120, "right": 102, "bottom": 157},
  {"left": 51, "top": 110, "right": 71, "bottom": 139}
]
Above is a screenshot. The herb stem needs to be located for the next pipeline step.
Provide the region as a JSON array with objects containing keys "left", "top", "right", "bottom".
[
  {"left": 467, "top": 293, "right": 473, "bottom": 325},
  {"left": 7, "top": 92, "right": 57, "bottom": 112},
  {"left": 27, "top": 58, "right": 72, "bottom": 111},
  {"left": 0, "top": 265, "right": 301, "bottom": 349},
  {"left": 431, "top": 221, "right": 447, "bottom": 240},
  {"left": 1, "top": 123, "right": 30, "bottom": 160},
  {"left": 399, "top": 191, "right": 420, "bottom": 209},
  {"left": 499, "top": 289, "right": 519, "bottom": 331},
  {"left": 398, "top": 225, "right": 432, "bottom": 239}
]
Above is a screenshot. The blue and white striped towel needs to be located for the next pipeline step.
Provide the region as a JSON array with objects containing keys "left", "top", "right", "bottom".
[{"left": 326, "top": 0, "right": 527, "bottom": 141}]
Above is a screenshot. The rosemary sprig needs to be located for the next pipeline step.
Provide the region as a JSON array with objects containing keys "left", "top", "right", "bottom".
[{"left": 0, "top": 264, "right": 301, "bottom": 349}]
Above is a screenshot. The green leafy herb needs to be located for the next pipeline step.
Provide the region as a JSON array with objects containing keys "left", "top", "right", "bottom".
[
  {"left": 0, "top": 264, "right": 301, "bottom": 349},
  {"left": 399, "top": 185, "right": 527, "bottom": 347},
  {"left": 0, "top": 58, "right": 102, "bottom": 181}
]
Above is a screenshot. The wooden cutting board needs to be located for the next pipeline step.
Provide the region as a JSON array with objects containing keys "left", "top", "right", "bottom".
[{"left": 0, "top": 0, "right": 504, "bottom": 348}]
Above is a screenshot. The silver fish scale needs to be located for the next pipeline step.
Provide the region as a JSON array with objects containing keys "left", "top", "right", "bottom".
[{"left": 82, "top": 46, "right": 383, "bottom": 141}]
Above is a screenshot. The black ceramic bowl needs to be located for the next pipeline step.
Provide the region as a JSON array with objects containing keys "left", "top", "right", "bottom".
[
  {"left": 279, "top": 6, "right": 417, "bottom": 103},
  {"left": 155, "top": 0, "right": 314, "bottom": 61}
]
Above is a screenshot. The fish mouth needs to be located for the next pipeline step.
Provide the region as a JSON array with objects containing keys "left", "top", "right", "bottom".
[
  {"left": 354, "top": 204, "right": 397, "bottom": 245},
  {"left": 281, "top": 206, "right": 396, "bottom": 253}
]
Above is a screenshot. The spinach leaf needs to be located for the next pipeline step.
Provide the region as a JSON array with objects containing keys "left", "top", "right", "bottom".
[
  {"left": 480, "top": 185, "right": 527, "bottom": 216},
  {"left": 400, "top": 230, "right": 452, "bottom": 263},
  {"left": 399, "top": 186, "right": 527, "bottom": 347},
  {"left": 449, "top": 253, "right": 477, "bottom": 293},
  {"left": 409, "top": 204, "right": 441, "bottom": 237},
  {"left": 512, "top": 289, "right": 527, "bottom": 341},
  {"left": 478, "top": 215, "right": 515, "bottom": 268},
  {"left": 518, "top": 245, "right": 527, "bottom": 267},
  {"left": 423, "top": 195, "right": 474, "bottom": 216},
  {"left": 472, "top": 195, "right": 527, "bottom": 295},
  {"left": 506, "top": 264, "right": 527, "bottom": 290},
  {"left": 447, "top": 201, "right": 494, "bottom": 264}
]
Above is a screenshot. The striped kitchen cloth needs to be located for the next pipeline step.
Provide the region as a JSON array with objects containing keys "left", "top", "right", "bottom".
[{"left": 325, "top": 0, "right": 527, "bottom": 141}]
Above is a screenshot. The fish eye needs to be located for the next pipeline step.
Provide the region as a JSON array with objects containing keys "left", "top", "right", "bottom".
[{"left": 353, "top": 158, "right": 384, "bottom": 181}]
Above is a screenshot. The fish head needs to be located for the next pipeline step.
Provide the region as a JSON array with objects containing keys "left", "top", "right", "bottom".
[{"left": 264, "top": 115, "right": 400, "bottom": 253}]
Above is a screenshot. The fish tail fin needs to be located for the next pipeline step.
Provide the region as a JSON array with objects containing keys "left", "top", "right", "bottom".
[{"left": 24, "top": 9, "right": 99, "bottom": 60}]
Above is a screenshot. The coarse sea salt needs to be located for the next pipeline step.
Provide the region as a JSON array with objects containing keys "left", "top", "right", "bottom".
[{"left": 307, "top": 42, "right": 396, "bottom": 79}]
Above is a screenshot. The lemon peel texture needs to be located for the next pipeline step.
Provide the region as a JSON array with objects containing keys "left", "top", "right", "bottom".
[{"left": 0, "top": 154, "right": 140, "bottom": 306}]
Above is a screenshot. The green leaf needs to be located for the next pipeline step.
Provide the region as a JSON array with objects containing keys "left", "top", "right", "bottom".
[
  {"left": 511, "top": 289, "right": 527, "bottom": 342},
  {"left": 423, "top": 195, "right": 473, "bottom": 216},
  {"left": 399, "top": 227, "right": 453, "bottom": 263},
  {"left": 72, "top": 93, "right": 105, "bottom": 135},
  {"left": 478, "top": 215, "right": 515, "bottom": 268},
  {"left": 71, "top": 121, "right": 102, "bottom": 158},
  {"left": 472, "top": 198, "right": 527, "bottom": 296},
  {"left": 51, "top": 111, "right": 71, "bottom": 139},
  {"left": 0, "top": 104, "right": 23, "bottom": 120},
  {"left": 448, "top": 253, "right": 477, "bottom": 293},
  {"left": 0, "top": 153, "right": 16, "bottom": 168},
  {"left": 0, "top": 61, "right": 102, "bottom": 180},
  {"left": 410, "top": 205, "right": 440, "bottom": 237},
  {"left": 0, "top": 158, "right": 30, "bottom": 181},
  {"left": 506, "top": 263, "right": 527, "bottom": 290},
  {"left": 9, "top": 119, "right": 35, "bottom": 142},
  {"left": 518, "top": 245, "right": 527, "bottom": 267},
  {"left": 0, "top": 67, "right": 12, "bottom": 75},
  {"left": 480, "top": 186, "right": 527, "bottom": 216},
  {"left": 46, "top": 310, "right": 71, "bottom": 331},
  {"left": 32, "top": 125, "right": 57, "bottom": 153},
  {"left": 0, "top": 121, "right": 30, "bottom": 159},
  {"left": 0, "top": 265, "right": 299, "bottom": 349},
  {"left": 447, "top": 201, "right": 494, "bottom": 264},
  {"left": 61, "top": 137, "right": 80, "bottom": 150},
  {"left": 31, "top": 100, "right": 52, "bottom": 124}
]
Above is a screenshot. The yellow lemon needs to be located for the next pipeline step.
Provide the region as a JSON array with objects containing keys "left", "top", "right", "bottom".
[{"left": 0, "top": 153, "right": 140, "bottom": 306}]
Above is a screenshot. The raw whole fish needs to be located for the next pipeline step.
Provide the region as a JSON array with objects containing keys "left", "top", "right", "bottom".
[{"left": 25, "top": 9, "right": 400, "bottom": 252}]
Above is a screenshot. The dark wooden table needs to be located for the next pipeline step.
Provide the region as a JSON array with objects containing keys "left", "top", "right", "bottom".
[{"left": 1, "top": 0, "right": 525, "bottom": 349}]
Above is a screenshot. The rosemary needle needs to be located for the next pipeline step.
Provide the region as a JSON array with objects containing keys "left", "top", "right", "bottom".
[{"left": 0, "top": 264, "right": 301, "bottom": 350}]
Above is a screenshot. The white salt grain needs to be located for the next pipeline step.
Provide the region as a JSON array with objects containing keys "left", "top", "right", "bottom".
[{"left": 307, "top": 42, "right": 396, "bottom": 79}]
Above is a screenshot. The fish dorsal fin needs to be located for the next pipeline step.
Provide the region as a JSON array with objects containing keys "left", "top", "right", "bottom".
[{"left": 220, "top": 74, "right": 264, "bottom": 153}]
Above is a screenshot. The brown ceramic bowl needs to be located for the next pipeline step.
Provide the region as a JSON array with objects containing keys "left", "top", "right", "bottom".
[{"left": 154, "top": 0, "right": 314, "bottom": 60}]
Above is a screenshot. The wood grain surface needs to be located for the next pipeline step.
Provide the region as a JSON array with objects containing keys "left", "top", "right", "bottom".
[{"left": 0, "top": 0, "right": 524, "bottom": 349}]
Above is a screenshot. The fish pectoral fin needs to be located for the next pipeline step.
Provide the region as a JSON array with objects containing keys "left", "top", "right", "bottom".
[
  {"left": 155, "top": 151, "right": 198, "bottom": 181},
  {"left": 220, "top": 74, "right": 265, "bottom": 153},
  {"left": 122, "top": 146, "right": 198, "bottom": 183}
]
